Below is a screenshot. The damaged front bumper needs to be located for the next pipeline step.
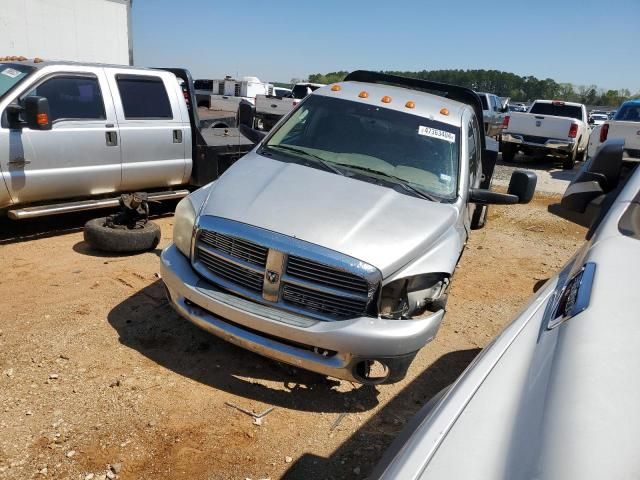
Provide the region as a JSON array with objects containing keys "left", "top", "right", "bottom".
[{"left": 160, "top": 243, "right": 445, "bottom": 384}]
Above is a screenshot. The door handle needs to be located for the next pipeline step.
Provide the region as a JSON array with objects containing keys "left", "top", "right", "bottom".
[
  {"left": 173, "top": 129, "right": 183, "bottom": 143},
  {"left": 105, "top": 131, "right": 118, "bottom": 146}
]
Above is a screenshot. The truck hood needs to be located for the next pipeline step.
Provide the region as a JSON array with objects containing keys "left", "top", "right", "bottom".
[{"left": 199, "top": 153, "right": 459, "bottom": 278}]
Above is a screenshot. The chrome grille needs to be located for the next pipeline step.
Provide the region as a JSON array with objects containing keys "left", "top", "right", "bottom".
[
  {"left": 286, "top": 255, "right": 369, "bottom": 295},
  {"left": 193, "top": 218, "right": 381, "bottom": 322},
  {"left": 196, "top": 248, "right": 264, "bottom": 293},
  {"left": 199, "top": 230, "right": 268, "bottom": 267},
  {"left": 282, "top": 284, "right": 368, "bottom": 318}
]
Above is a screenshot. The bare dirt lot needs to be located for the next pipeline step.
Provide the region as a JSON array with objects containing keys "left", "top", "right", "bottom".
[{"left": 0, "top": 193, "right": 586, "bottom": 480}]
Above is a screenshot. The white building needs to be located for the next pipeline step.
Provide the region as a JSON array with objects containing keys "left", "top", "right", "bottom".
[{"left": 0, "top": 0, "right": 133, "bottom": 65}]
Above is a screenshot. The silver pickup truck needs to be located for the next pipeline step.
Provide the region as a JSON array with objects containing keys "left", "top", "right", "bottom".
[
  {"left": 160, "top": 71, "right": 537, "bottom": 384},
  {"left": 0, "top": 58, "right": 253, "bottom": 219}
]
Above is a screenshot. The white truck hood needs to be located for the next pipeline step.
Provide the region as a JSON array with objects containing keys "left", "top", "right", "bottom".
[{"left": 199, "top": 153, "right": 459, "bottom": 278}]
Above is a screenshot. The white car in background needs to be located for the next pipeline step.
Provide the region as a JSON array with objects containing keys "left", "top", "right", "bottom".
[
  {"left": 588, "top": 113, "right": 608, "bottom": 127},
  {"left": 373, "top": 139, "right": 640, "bottom": 480},
  {"left": 587, "top": 99, "right": 640, "bottom": 160}
]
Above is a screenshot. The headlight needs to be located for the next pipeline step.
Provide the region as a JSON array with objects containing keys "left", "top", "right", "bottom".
[
  {"left": 173, "top": 196, "right": 196, "bottom": 258},
  {"left": 380, "top": 273, "right": 449, "bottom": 319}
]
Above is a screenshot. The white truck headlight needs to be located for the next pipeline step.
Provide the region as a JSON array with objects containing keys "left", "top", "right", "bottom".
[{"left": 173, "top": 196, "right": 197, "bottom": 258}]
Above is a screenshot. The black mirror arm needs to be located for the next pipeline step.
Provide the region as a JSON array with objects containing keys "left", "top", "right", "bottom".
[{"left": 469, "top": 188, "right": 519, "bottom": 205}]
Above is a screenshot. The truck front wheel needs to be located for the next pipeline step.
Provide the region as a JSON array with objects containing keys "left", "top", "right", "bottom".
[
  {"left": 562, "top": 149, "right": 577, "bottom": 170},
  {"left": 501, "top": 143, "right": 517, "bottom": 163}
]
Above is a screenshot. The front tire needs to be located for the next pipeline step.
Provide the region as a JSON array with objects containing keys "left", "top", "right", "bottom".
[
  {"left": 562, "top": 148, "right": 577, "bottom": 170},
  {"left": 470, "top": 204, "right": 489, "bottom": 230},
  {"left": 501, "top": 143, "right": 517, "bottom": 162}
]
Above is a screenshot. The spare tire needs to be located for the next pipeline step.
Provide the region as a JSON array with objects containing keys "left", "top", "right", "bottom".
[{"left": 84, "top": 217, "right": 161, "bottom": 253}]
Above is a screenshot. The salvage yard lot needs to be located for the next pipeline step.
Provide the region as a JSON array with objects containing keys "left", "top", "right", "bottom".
[{"left": 0, "top": 178, "right": 585, "bottom": 479}]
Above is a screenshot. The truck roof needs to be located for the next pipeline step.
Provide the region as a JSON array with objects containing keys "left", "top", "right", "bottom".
[
  {"left": 313, "top": 80, "right": 467, "bottom": 127},
  {"left": 0, "top": 57, "right": 161, "bottom": 72},
  {"left": 533, "top": 99, "right": 585, "bottom": 107}
]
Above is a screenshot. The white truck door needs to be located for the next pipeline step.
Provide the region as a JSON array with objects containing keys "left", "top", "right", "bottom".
[
  {"left": 107, "top": 70, "right": 187, "bottom": 191},
  {"left": 0, "top": 68, "right": 121, "bottom": 205}
]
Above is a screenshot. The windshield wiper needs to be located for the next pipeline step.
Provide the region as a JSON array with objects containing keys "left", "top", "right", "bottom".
[
  {"left": 332, "top": 163, "right": 441, "bottom": 201},
  {"left": 267, "top": 145, "right": 344, "bottom": 176}
]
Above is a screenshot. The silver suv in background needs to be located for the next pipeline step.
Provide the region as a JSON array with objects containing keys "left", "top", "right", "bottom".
[
  {"left": 373, "top": 139, "right": 640, "bottom": 479},
  {"left": 160, "top": 71, "right": 536, "bottom": 384}
]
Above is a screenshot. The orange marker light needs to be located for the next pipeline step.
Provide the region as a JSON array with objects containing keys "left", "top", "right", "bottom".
[
  {"left": 34, "top": 57, "right": 43, "bottom": 63},
  {"left": 440, "top": 108, "right": 450, "bottom": 116},
  {"left": 405, "top": 101, "right": 416, "bottom": 109},
  {"left": 36, "top": 113, "right": 49, "bottom": 125},
  {"left": 331, "top": 84, "right": 342, "bottom": 92},
  {"left": 381, "top": 96, "right": 392, "bottom": 104},
  {"left": 358, "top": 91, "right": 369, "bottom": 98}
]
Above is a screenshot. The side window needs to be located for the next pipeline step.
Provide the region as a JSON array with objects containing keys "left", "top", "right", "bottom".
[
  {"left": 491, "top": 96, "right": 499, "bottom": 111},
  {"left": 116, "top": 75, "right": 173, "bottom": 120},
  {"left": 467, "top": 118, "right": 480, "bottom": 184},
  {"left": 24, "top": 75, "right": 105, "bottom": 122}
]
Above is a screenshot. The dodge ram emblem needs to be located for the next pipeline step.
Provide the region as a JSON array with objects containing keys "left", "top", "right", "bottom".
[{"left": 266, "top": 270, "right": 279, "bottom": 284}]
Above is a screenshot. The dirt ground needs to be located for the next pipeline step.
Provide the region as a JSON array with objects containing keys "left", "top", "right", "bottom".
[{"left": 0, "top": 193, "right": 586, "bottom": 480}]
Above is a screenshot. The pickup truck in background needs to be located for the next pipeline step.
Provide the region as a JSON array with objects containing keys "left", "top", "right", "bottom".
[
  {"left": 476, "top": 92, "right": 508, "bottom": 137},
  {"left": 501, "top": 100, "right": 589, "bottom": 169},
  {"left": 587, "top": 99, "right": 640, "bottom": 160},
  {"left": 254, "top": 82, "right": 325, "bottom": 131},
  {"left": 0, "top": 59, "right": 254, "bottom": 220}
]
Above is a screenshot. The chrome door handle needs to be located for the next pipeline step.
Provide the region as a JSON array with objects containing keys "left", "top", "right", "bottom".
[{"left": 105, "top": 131, "right": 118, "bottom": 146}]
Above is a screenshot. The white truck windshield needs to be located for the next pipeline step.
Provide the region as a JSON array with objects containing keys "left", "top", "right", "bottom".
[
  {"left": 265, "top": 95, "right": 460, "bottom": 199},
  {"left": 0, "top": 63, "right": 33, "bottom": 99}
]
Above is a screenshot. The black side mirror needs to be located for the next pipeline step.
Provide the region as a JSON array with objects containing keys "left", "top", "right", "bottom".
[
  {"left": 469, "top": 169, "right": 537, "bottom": 205},
  {"left": 507, "top": 169, "right": 537, "bottom": 204},
  {"left": 559, "top": 138, "right": 624, "bottom": 214},
  {"left": 24, "top": 96, "right": 52, "bottom": 130}
]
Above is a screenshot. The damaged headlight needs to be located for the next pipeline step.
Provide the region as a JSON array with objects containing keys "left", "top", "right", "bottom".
[
  {"left": 173, "top": 196, "right": 197, "bottom": 258},
  {"left": 379, "top": 273, "right": 449, "bottom": 319}
]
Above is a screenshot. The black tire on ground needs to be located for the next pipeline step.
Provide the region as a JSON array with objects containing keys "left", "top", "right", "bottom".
[
  {"left": 562, "top": 149, "right": 577, "bottom": 170},
  {"left": 470, "top": 204, "right": 489, "bottom": 230},
  {"left": 501, "top": 143, "right": 517, "bottom": 162},
  {"left": 576, "top": 148, "right": 586, "bottom": 163},
  {"left": 83, "top": 218, "right": 161, "bottom": 253}
]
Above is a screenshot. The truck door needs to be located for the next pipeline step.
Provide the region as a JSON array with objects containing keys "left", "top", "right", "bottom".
[
  {"left": 0, "top": 69, "right": 121, "bottom": 205},
  {"left": 107, "top": 70, "right": 188, "bottom": 191}
]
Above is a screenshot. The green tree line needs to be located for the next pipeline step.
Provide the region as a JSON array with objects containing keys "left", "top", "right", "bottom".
[{"left": 305, "top": 70, "right": 639, "bottom": 107}]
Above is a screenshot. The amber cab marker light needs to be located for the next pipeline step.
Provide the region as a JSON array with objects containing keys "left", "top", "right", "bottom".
[
  {"left": 405, "top": 101, "right": 416, "bottom": 109},
  {"left": 34, "top": 57, "right": 43, "bottom": 63},
  {"left": 440, "top": 107, "right": 450, "bottom": 116},
  {"left": 358, "top": 91, "right": 369, "bottom": 98},
  {"left": 381, "top": 96, "right": 392, "bottom": 103},
  {"left": 331, "top": 84, "right": 342, "bottom": 92},
  {"left": 36, "top": 113, "right": 49, "bottom": 126}
]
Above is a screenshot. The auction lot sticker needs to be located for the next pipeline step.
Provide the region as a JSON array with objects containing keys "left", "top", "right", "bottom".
[
  {"left": 1, "top": 68, "right": 21, "bottom": 78},
  {"left": 418, "top": 125, "right": 456, "bottom": 143}
]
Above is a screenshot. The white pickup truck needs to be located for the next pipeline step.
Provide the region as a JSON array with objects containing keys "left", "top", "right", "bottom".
[
  {"left": 587, "top": 99, "right": 640, "bottom": 160},
  {"left": 501, "top": 100, "right": 589, "bottom": 169},
  {"left": 253, "top": 82, "right": 325, "bottom": 131}
]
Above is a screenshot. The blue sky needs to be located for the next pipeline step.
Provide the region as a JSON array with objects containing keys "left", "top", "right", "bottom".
[{"left": 132, "top": 0, "right": 640, "bottom": 92}]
